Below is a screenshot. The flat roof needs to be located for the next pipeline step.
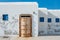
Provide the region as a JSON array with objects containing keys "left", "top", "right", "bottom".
[
  {"left": 48, "top": 9, "right": 60, "bottom": 11},
  {"left": 38, "top": 8, "right": 48, "bottom": 15},
  {"left": 0, "top": 2, "right": 38, "bottom": 5},
  {"left": 48, "top": 10, "right": 60, "bottom": 18}
]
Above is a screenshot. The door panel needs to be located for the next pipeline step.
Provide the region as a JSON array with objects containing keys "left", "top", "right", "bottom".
[{"left": 19, "top": 14, "right": 32, "bottom": 37}]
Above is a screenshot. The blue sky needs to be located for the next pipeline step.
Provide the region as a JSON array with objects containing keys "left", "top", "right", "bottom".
[{"left": 0, "top": 0, "right": 59, "bottom": 9}]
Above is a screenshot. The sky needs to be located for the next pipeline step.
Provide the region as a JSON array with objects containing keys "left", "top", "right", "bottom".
[{"left": 0, "top": 0, "right": 59, "bottom": 9}]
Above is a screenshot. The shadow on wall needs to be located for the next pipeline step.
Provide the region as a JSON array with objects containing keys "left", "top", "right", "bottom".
[
  {"left": 38, "top": 11, "right": 60, "bottom": 36},
  {"left": 38, "top": 10, "right": 48, "bottom": 36}
]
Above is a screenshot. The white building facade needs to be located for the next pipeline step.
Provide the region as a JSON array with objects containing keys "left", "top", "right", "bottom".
[
  {"left": 0, "top": 2, "right": 38, "bottom": 37},
  {"left": 38, "top": 8, "right": 48, "bottom": 36}
]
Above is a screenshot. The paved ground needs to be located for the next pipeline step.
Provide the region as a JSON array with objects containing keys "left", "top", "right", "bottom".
[{"left": 0, "top": 36, "right": 60, "bottom": 40}]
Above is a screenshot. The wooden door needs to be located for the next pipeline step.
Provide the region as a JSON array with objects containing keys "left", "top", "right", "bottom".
[{"left": 19, "top": 14, "right": 32, "bottom": 37}]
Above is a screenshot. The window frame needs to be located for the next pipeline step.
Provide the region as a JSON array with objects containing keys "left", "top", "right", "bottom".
[
  {"left": 48, "top": 18, "right": 52, "bottom": 23},
  {"left": 55, "top": 18, "right": 60, "bottom": 22},
  {"left": 40, "top": 17, "right": 44, "bottom": 22}
]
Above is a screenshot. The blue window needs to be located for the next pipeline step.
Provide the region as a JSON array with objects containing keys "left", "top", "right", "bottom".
[
  {"left": 3, "top": 14, "right": 8, "bottom": 21},
  {"left": 56, "top": 18, "right": 59, "bottom": 22},
  {"left": 40, "top": 17, "right": 44, "bottom": 22},
  {"left": 48, "top": 18, "right": 51, "bottom": 23}
]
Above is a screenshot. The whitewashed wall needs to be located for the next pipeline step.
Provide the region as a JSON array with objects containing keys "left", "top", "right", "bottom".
[
  {"left": 48, "top": 10, "right": 60, "bottom": 35},
  {"left": 0, "top": 2, "right": 38, "bottom": 37},
  {"left": 38, "top": 8, "right": 48, "bottom": 36}
]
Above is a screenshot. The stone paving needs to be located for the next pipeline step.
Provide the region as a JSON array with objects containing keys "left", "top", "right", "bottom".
[{"left": 0, "top": 36, "right": 60, "bottom": 40}]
